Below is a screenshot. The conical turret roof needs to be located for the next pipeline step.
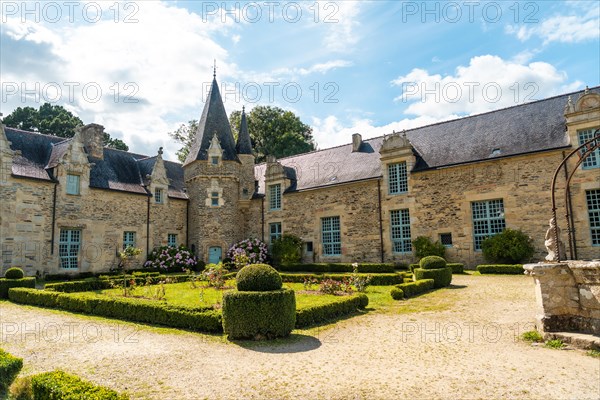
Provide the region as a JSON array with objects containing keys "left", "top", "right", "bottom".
[{"left": 236, "top": 107, "right": 252, "bottom": 155}]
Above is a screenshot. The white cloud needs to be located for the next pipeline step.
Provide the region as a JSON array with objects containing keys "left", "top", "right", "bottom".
[
  {"left": 1, "top": 1, "right": 233, "bottom": 161},
  {"left": 321, "top": 1, "right": 362, "bottom": 52},
  {"left": 273, "top": 60, "right": 353, "bottom": 77},
  {"left": 506, "top": 4, "right": 599, "bottom": 44},
  {"left": 391, "top": 55, "right": 579, "bottom": 118}
]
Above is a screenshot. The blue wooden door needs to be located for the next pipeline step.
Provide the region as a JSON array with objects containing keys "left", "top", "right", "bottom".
[{"left": 208, "top": 247, "right": 222, "bottom": 264}]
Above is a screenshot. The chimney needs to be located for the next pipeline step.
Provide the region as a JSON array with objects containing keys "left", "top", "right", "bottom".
[
  {"left": 352, "top": 133, "right": 362, "bottom": 152},
  {"left": 79, "top": 123, "right": 105, "bottom": 160}
]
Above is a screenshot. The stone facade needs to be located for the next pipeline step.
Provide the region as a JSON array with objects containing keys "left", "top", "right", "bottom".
[{"left": 1, "top": 81, "right": 599, "bottom": 275}]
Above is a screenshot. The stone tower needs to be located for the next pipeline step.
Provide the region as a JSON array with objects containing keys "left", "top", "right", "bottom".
[{"left": 183, "top": 75, "right": 255, "bottom": 264}]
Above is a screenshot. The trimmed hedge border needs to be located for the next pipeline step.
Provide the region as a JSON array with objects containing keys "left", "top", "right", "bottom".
[
  {"left": 296, "top": 293, "right": 369, "bottom": 328},
  {"left": 222, "top": 289, "right": 296, "bottom": 339},
  {"left": 45, "top": 274, "right": 190, "bottom": 293},
  {"left": 391, "top": 279, "right": 435, "bottom": 299},
  {"left": 31, "top": 370, "right": 128, "bottom": 399},
  {"left": 0, "top": 277, "right": 36, "bottom": 299},
  {"left": 447, "top": 263, "right": 464, "bottom": 274},
  {"left": 280, "top": 273, "right": 402, "bottom": 286},
  {"left": 277, "top": 263, "right": 396, "bottom": 273},
  {"left": 476, "top": 264, "right": 524, "bottom": 275},
  {"left": 414, "top": 267, "right": 453, "bottom": 288},
  {"left": 8, "top": 288, "right": 222, "bottom": 333},
  {"left": 0, "top": 348, "right": 23, "bottom": 393}
]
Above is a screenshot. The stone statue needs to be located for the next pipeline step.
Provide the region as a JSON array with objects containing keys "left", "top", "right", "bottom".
[{"left": 544, "top": 217, "right": 565, "bottom": 262}]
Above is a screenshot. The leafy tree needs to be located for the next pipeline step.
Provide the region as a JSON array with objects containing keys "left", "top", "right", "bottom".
[
  {"left": 271, "top": 234, "right": 303, "bottom": 266},
  {"left": 3, "top": 103, "right": 129, "bottom": 151},
  {"left": 230, "top": 106, "right": 316, "bottom": 162},
  {"left": 167, "top": 120, "right": 198, "bottom": 163}
]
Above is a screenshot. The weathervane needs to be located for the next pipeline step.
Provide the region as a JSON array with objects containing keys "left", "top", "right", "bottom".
[{"left": 213, "top": 59, "right": 217, "bottom": 78}]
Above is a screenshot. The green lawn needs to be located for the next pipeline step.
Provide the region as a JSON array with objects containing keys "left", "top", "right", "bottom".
[{"left": 98, "top": 280, "right": 394, "bottom": 311}]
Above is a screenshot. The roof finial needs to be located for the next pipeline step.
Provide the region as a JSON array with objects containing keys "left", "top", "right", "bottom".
[
  {"left": 213, "top": 59, "right": 217, "bottom": 79},
  {"left": 158, "top": 146, "right": 163, "bottom": 156},
  {"left": 242, "top": 105, "right": 245, "bottom": 113}
]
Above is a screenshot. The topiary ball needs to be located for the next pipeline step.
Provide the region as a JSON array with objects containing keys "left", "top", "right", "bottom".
[
  {"left": 419, "top": 256, "right": 447, "bottom": 270},
  {"left": 236, "top": 264, "right": 282, "bottom": 291},
  {"left": 390, "top": 287, "right": 404, "bottom": 300},
  {"left": 5, "top": 267, "right": 24, "bottom": 280}
]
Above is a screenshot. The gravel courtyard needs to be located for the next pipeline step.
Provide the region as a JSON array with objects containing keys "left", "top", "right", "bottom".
[{"left": 1, "top": 274, "right": 599, "bottom": 400}]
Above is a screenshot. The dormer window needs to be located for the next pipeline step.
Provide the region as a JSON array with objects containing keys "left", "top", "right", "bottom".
[
  {"left": 211, "top": 156, "right": 219, "bottom": 165},
  {"left": 211, "top": 192, "right": 219, "bottom": 206},
  {"left": 269, "top": 183, "right": 281, "bottom": 210},
  {"left": 388, "top": 162, "right": 408, "bottom": 195},
  {"left": 155, "top": 188, "right": 164, "bottom": 204},
  {"left": 66, "top": 174, "right": 80, "bottom": 195}
]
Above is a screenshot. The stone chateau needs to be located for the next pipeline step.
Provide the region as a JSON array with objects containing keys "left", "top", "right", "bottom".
[{"left": 0, "top": 77, "right": 599, "bottom": 275}]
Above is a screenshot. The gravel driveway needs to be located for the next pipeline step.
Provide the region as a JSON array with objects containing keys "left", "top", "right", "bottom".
[{"left": 1, "top": 274, "right": 599, "bottom": 399}]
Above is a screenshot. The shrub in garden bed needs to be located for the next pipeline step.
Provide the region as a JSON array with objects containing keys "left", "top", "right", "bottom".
[
  {"left": 222, "top": 289, "right": 296, "bottom": 339},
  {"left": 0, "top": 277, "right": 36, "bottom": 299},
  {"left": 391, "top": 279, "right": 435, "bottom": 299},
  {"left": 8, "top": 288, "right": 222, "bottom": 333},
  {"left": 4, "top": 267, "right": 24, "bottom": 279},
  {"left": 390, "top": 287, "right": 404, "bottom": 300},
  {"left": 31, "top": 370, "right": 128, "bottom": 399},
  {"left": 295, "top": 293, "right": 368, "bottom": 328},
  {"left": 414, "top": 267, "right": 453, "bottom": 288},
  {"left": 43, "top": 272, "right": 96, "bottom": 282},
  {"left": 144, "top": 245, "right": 198, "bottom": 273},
  {"left": 447, "top": 263, "right": 464, "bottom": 274},
  {"left": 0, "top": 348, "right": 23, "bottom": 393},
  {"left": 476, "top": 264, "right": 524, "bottom": 274},
  {"left": 223, "top": 264, "right": 296, "bottom": 340}
]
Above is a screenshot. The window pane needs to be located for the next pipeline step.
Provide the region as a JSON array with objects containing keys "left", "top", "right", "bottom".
[
  {"left": 391, "top": 209, "right": 411, "bottom": 253},
  {"left": 59, "top": 229, "right": 80, "bottom": 269},
  {"left": 587, "top": 190, "right": 600, "bottom": 246},
  {"left": 388, "top": 162, "right": 408, "bottom": 194},
  {"left": 168, "top": 234, "right": 177, "bottom": 247},
  {"left": 471, "top": 199, "right": 505, "bottom": 250},
  {"left": 155, "top": 189, "right": 163, "bottom": 203},
  {"left": 321, "top": 216, "right": 341, "bottom": 256},
  {"left": 269, "top": 184, "right": 281, "bottom": 210},
  {"left": 578, "top": 128, "right": 600, "bottom": 169},
  {"left": 66, "top": 174, "right": 80, "bottom": 195}
]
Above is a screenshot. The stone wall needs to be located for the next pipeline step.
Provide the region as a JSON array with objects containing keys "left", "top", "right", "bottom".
[{"left": 524, "top": 261, "right": 600, "bottom": 335}]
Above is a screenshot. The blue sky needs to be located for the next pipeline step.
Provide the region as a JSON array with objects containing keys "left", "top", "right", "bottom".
[{"left": 1, "top": 1, "right": 599, "bottom": 161}]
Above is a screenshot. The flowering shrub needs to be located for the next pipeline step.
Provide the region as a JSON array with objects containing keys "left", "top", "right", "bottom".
[
  {"left": 226, "top": 238, "right": 268, "bottom": 270},
  {"left": 351, "top": 262, "right": 372, "bottom": 293},
  {"left": 144, "top": 245, "right": 197, "bottom": 273},
  {"left": 319, "top": 278, "right": 353, "bottom": 295},
  {"left": 203, "top": 263, "right": 227, "bottom": 289}
]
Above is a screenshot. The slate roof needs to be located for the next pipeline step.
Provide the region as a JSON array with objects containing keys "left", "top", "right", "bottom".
[
  {"left": 253, "top": 87, "right": 598, "bottom": 195},
  {"left": 184, "top": 77, "right": 239, "bottom": 165},
  {"left": 3, "top": 127, "right": 187, "bottom": 199},
  {"left": 236, "top": 108, "right": 253, "bottom": 155}
]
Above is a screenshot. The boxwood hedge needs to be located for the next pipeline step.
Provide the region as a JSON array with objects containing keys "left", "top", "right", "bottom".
[
  {"left": 295, "top": 293, "right": 369, "bottom": 328},
  {"left": 279, "top": 273, "right": 402, "bottom": 286},
  {"left": 419, "top": 256, "right": 447, "bottom": 270},
  {"left": 45, "top": 274, "right": 190, "bottom": 293},
  {"left": 392, "top": 279, "right": 435, "bottom": 299},
  {"left": 31, "top": 370, "right": 129, "bottom": 399},
  {"left": 414, "top": 267, "right": 453, "bottom": 288},
  {"left": 0, "top": 348, "right": 23, "bottom": 393},
  {"left": 277, "top": 263, "right": 396, "bottom": 273},
  {"left": 222, "top": 289, "right": 296, "bottom": 339},
  {"left": 0, "top": 277, "right": 36, "bottom": 299},
  {"left": 476, "top": 264, "right": 524, "bottom": 274},
  {"left": 8, "top": 288, "right": 222, "bottom": 333},
  {"left": 447, "top": 263, "right": 464, "bottom": 274}
]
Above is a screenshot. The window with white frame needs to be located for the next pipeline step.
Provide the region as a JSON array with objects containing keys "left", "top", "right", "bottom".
[
  {"left": 586, "top": 189, "right": 600, "bottom": 246},
  {"left": 269, "top": 222, "right": 282, "bottom": 245},
  {"left": 391, "top": 209, "right": 412, "bottom": 253},
  {"left": 168, "top": 234, "right": 177, "bottom": 247},
  {"left": 59, "top": 229, "right": 80, "bottom": 269},
  {"left": 155, "top": 188, "right": 164, "bottom": 204},
  {"left": 321, "top": 216, "right": 341, "bottom": 256},
  {"left": 471, "top": 199, "right": 506, "bottom": 250},
  {"left": 578, "top": 128, "right": 600, "bottom": 169},
  {"left": 123, "top": 231, "right": 136, "bottom": 250},
  {"left": 269, "top": 183, "right": 281, "bottom": 210},
  {"left": 388, "top": 162, "right": 408, "bottom": 194},
  {"left": 66, "top": 174, "right": 80, "bottom": 195}
]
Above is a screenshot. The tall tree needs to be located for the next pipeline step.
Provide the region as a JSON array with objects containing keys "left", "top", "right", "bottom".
[
  {"left": 168, "top": 120, "right": 199, "bottom": 163},
  {"left": 2, "top": 103, "right": 129, "bottom": 151},
  {"left": 229, "top": 106, "right": 315, "bottom": 162}
]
